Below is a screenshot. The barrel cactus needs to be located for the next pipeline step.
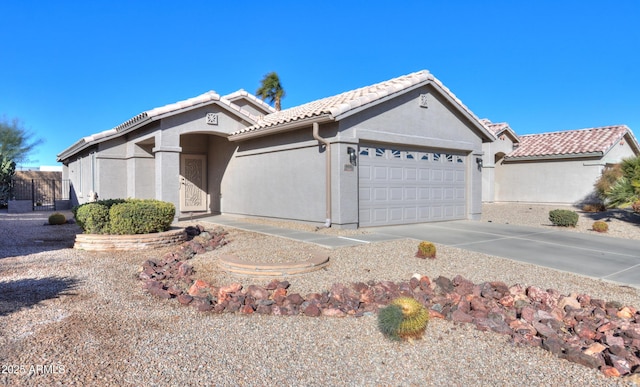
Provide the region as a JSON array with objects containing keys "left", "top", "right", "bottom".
[
  {"left": 592, "top": 221, "right": 609, "bottom": 233},
  {"left": 378, "top": 297, "right": 430, "bottom": 341},
  {"left": 415, "top": 241, "right": 436, "bottom": 259},
  {"left": 48, "top": 212, "right": 67, "bottom": 225}
]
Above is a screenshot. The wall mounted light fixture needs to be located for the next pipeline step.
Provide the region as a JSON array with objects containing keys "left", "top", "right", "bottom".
[
  {"left": 347, "top": 147, "right": 357, "bottom": 166},
  {"left": 476, "top": 157, "right": 483, "bottom": 170}
]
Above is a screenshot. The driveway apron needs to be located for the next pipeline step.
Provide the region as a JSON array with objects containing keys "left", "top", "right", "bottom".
[{"left": 371, "top": 221, "right": 640, "bottom": 288}]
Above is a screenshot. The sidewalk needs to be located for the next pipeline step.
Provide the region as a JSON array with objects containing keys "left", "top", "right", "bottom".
[{"left": 198, "top": 215, "right": 404, "bottom": 248}]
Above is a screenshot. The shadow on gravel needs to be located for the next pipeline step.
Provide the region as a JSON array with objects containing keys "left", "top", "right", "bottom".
[
  {"left": 0, "top": 277, "right": 80, "bottom": 316},
  {"left": 0, "top": 221, "right": 81, "bottom": 260},
  {"left": 581, "top": 208, "right": 640, "bottom": 229}
]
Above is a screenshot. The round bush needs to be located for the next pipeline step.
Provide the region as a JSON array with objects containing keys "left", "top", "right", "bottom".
[
  {"left": 48, "top": 212, "right": 67, "bottom": 225},
  {"left": 108, "top": 199, "right": 175, "bottom": 235},
  {"left": 76, "top": 203, "right": 110, "bottom": 234},
  {"left": 592, "top": 221, "right": 609, "bottom": 233},
  {"left": 549, "top": 209, "right": 579, "bottom": 227}
]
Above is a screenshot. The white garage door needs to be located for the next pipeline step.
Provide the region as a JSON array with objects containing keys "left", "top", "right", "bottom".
[{"left": 359, "top": 145, "right": 467, "bottom": 227}]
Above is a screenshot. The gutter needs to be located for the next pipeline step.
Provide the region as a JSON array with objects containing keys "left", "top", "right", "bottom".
[
  {"left": 229, "top": 114, "right": 333, "bottom": 142},
  {"left": 312, "top": 122, "right": 331, "bottom": 228},
  {"left": 504, "top": 151, "right": 603, "bottom": 162}
]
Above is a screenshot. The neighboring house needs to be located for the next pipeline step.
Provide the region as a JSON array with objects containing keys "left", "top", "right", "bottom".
[
  {"left": 57, "top": 70, "right": 495, "bottom": 228},
  {"left": 481, "top": 120, "right": 640, "bottom": 204}
]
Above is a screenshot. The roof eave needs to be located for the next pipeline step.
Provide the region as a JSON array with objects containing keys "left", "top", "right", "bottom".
[
  {"left": 229, "top": 114, "right": 334, "bottom": 142},
  {"left": 504, "top": 151, "right": 603, "bottom": 162}
]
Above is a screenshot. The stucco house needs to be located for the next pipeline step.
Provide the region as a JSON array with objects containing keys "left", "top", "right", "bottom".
[
  {"left": 57, "top": 70, "right": 496, "bottom": 228},
  {"left": 481, "top": 120, "right": 640, "bottom": 204}
]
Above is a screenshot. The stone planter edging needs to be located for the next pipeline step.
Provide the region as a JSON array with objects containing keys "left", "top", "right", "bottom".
[
  {"left": 74, "top": 228, "right": 187, "bottom": 251},
  {"left": 218, "top": 252, "right": 330, "bottom": 277}
]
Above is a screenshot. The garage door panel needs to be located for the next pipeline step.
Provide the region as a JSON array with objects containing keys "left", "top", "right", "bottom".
[
  {"left": 373, "top": 188, "right": 387, "bottom": 201},
  {"left": 389, "top": 187, "right": 403, "bottom": 201},
  {"left": 419, "top": 169, "right": 430, "bottom": 181},
  {"left": 405, "top": 187, "right": 417, "bottom": 200},
  {"left": 390, "top": 167, "right": 403, "bottom": 180},
  {"left": 404, "top": 168, "right": 417, "bottom": 180},
  {"left": 359, "top": 145, "right": 466, "bottom": 227}
]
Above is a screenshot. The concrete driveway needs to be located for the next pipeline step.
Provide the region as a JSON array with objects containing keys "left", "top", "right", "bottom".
[{"left": 371, "top": 221, "right": 640, "bottom": 288}]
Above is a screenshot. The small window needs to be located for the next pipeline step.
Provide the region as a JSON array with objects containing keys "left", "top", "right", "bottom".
[
  {"left": 433, "top": 153, "right": 441, "bottom": 162},
  {"left": 445, "top": 154, "right": 453, "bottom": 163},
  {"left": 406, "top": 152, "right": 415, "bottom": 160},
  {"left": 391, "top": 149, "right": 401, "bottom": 159},
  {"left": 456, "top": 156, "right": 464, "bottom": 163},
  {"left": 375, "top": 148, "right": 386, "bottom": 157},
  {"left": 359, "top": 148, "right": 369, "bottom": 156},
  {"left": 420, "top": 153, "right": 429, "bottom": 161}
]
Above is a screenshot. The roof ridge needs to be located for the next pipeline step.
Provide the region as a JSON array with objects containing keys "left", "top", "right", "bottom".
[{"left": 519, "top": 125, "right": 629, "bottom": 138}]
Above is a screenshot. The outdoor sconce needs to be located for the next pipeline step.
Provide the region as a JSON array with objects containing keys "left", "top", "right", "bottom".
[
  {"left": 476, "top": 157, "right": 483, "bottom": 170},
  {"left": 347, "top": 147, "right": 357, "bottom": 166}
]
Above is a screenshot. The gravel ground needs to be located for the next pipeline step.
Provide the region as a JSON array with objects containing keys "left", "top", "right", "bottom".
[{"left": 0, "top": 204, "right": 639, "bottom": 386}]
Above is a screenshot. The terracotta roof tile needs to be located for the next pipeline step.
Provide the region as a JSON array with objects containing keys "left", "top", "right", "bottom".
[
  {"left": 480, "top": 119, "right": 519, "bottom": 142},
  {"left": 505, "top": 125, "right": 633, "bottom": 159},
  {"left": 232, "top": 70, "right": 489, "bottom": 137}
]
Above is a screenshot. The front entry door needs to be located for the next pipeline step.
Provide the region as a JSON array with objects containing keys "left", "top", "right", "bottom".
[{"left": 180, "top": 154, "right": 207, "bottom": 212}]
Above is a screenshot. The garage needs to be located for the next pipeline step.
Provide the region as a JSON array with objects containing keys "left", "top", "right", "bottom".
[{"left": 358, "top": 144, "right": 467, "bottom": 227}]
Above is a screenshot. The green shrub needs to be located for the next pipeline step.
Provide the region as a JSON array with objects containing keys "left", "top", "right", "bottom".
[
  {"left": 549, "top": 209, "right": 579, "bottom": 227},
  {"left": 76, "top": 203, "right": 111, "bottom": 234},
  {"left": 48, "top": 212, "right": 67, "bottom": 225},
  {"left": 592, "top": 221, "right": 609, "bottom": 233},
  {"left": 72, "top": 198, "right": 126, "bottom": 220},
  {"left": 415, "top": 241, "right": 436, "bottom": 259},
  {"left": 108, "top": 199, "right": 175, "bottom": 235}
]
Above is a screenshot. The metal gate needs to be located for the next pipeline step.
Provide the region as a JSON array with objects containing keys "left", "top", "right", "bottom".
[{"left": 10, "top": 179, "right": 70, "bottom": 211}]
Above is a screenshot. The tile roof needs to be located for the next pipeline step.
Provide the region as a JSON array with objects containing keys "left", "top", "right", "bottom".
[
  {"left": 58, "top": 90, "right": 263, "bottom": 161},
  {"left": 480, "top": 119, "right": 519, "bottom": 142},
  {"left": 222, "top": 89, "right": 277, "bottom": 115},
  {"left": 505, "top": 125, "right": 635, "bottom": 159},
  {"left": 232, "top": 70, "right": 492, "bottom": 138}
]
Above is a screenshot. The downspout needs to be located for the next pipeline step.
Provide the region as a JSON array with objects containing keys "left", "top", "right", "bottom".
[{"left": 312, "top": 122, "right": 331, "bottom": 227}]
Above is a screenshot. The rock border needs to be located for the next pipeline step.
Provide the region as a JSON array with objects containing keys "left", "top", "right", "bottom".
[
  {"left": 138, "top": 225, "right": 640, "bottom": 380},
  {"left": 75, "top": 228, "right": 187, "bottom": 251}
]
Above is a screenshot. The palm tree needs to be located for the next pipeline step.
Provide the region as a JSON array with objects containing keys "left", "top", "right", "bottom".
[{"left": 256, "top": 72, "right": 285, "bottom": 111}]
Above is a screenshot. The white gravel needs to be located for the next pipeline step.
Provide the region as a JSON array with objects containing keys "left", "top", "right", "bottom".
[{"left": 0, "top": 204, "right": 639, "bottom": 386}]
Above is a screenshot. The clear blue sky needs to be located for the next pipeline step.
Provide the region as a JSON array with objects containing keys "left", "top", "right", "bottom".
[{"left": 2, "top": 1, "right": 638, "bottom": 168}]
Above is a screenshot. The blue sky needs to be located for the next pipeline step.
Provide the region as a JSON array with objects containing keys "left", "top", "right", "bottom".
[{"left": 2, "top": 1, "right": 638, "bottom": 168}]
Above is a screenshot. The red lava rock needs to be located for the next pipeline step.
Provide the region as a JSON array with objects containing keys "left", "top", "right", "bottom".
[
  {"left": 245, "top": 285, "right": 269, "bottom": 300},
  {"left": 167, "top": 286, "right": 183, "bottom": 296},
  {"left": 219, "top": 283, "right": 242, "bottom": 295},
  {"left": 240, "top": 305, "right": 254, "bottom": 314},
  {"left": 256, "top": 305, "right": 272, "bottom": 314},
  {"left": 272, "top": 288, "right": 288, "bottom": 304},
  {"left": 195, "top": 299, "right": 213, "bottom": 312},
  {"left": 303, "top": 303, "right": 321, "bottom": 317},
  {"left": 188, "top": 279, "right": 210, "bottom": 296},
  {"left": 563, "top": 348, "right": 604, "bottom": 369},
  {"left": 177, "top": 294, "right": 193, "bottom": 305},
  {"left": 147, "top": 286, "right": 171, "bottom": 299},
  {"left": 451, "top": 309, "right": 474, "bottom": 324},
  {"left": 286, "top": 293, "right": 305, "bottom": 306},
  {"left": 604, "top": 333, "right": 625, "bottom": 348},
  {"left": 178, "top": 263, "right": 194, "bottom": 277},
  {"left": 418, "top": 276, "right": 431, "bottom": 292},
  {"left": 321, "top": 308, "right": 346, "bottom": 317},
  {"left": 601, "top": 366, "right": 621, "bottom": 377},
  {"left": 498, "top": 294, "right": 515, "bottom": 308}
]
